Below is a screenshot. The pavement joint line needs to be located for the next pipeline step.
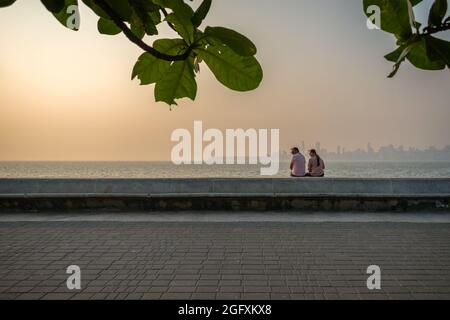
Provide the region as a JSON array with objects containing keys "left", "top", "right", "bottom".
[{"left": 1, "top": 212, "right": 450, "bottom": 223}]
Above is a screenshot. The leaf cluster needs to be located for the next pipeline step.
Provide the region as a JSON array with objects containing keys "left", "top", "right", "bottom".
[{"left": 364, "top": 0, "right": 450, "bottom": 77}]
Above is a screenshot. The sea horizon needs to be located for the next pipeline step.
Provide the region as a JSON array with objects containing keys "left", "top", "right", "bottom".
[{"left": 1, "top": 160, "right": 450, "bottom": 179}]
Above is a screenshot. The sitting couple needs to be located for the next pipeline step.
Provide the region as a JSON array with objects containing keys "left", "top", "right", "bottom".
[{"left": 290, "top": 148, "right": 325, "bottom": 177}]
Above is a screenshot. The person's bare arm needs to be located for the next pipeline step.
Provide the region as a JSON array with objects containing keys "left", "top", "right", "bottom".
[
  {"left": 308, "top": 159, "right": 312, "bottom": 172},
  {"left": 290, "top": 160, "right": 294, "bottom": 170}
]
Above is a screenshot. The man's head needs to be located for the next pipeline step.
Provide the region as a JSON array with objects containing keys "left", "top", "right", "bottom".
[{"left": 291, "top": 147, "right": 300, "bottom": 155}]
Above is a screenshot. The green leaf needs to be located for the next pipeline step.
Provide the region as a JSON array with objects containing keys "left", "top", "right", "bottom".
[
  {"left": 152, "top": 0, "right": 194, "bottom": 43},
  {"left": 41, "top": 0, "right": 65, "bottom": 13},
  {"left": 105, "top": 0, "right": 132, "bottom": 21},
  {"left": 132, "top": 53, "right": 171, "bottom": 85},
  {"left": 196, "top": 44, "right": 263, "bottom": 91},
  {"left": 130, "top": 0, "right": 159, "bottom": 12},
  {"left": 153, "top": 38, "right": 188, "bottom": 55},
  {"left": 386, "top": 44, "right": 414, "bottom": 78},
  {"left": 166, "top": 13, "right": 194, "bottom": 44},
  {"left": 0, "top": 0, "right": 17, "bottom": 8},
  {"left": 192, "top": 0, "right": 211, "bottom": 28},
  {"left": 205, "top": 26, "right": 257, "bottom": 56},
  {"left": 363, "top": 0, "right": 413, "bottom": 40},
  {"left": 149, "top": 11, "right": 161, "bottom": 25},
  {"left": 385, "top": 45, "right": 407, "bottom": 63},
  {"left": 155, "top": 59, "right": 197, "bottom": 105},
  {"left": 52, "top": 0, "right": 79, "bottom": 31},
  {"left": 133, "top": 38, "right": 191, "bottom": 105},
  {"left": 128, "top": 11, "right": 146, "bottom": 39},
  {"left": 152, "top": 0, "right": 194, "bottom": 20},
  {"left": 129, "top": 2, "right": 158, "bottom": 36},
  {"left": 407, "top": 38, "right": 446, "bottom": 70},
  {"left": 131, "top": 22, "right": 145, "bottom": 39},
  {"left": 132, "top": 38, "right": 187, "bottom": 85},
  {"left": 428, "top": 0, "right": 448, "bottom": 27},
  {"left": 425, "top": 36, "right": 450, "bottom": 68},
  {"left": 98, "top": 17, "right": 121, "bottom": 35}
]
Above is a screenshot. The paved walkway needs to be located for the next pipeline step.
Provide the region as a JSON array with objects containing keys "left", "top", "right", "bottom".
[{"left": 0, "top": 214, "right": 449, "bottom": 300}]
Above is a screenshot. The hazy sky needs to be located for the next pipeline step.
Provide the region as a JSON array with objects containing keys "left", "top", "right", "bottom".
[{"left": 0, "top": 0, "right": 449, "bottom": 161}]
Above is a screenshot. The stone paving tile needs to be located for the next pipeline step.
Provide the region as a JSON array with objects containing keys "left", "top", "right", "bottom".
[
  {"left": 15, "top": 292, "right": 46, "bottom": 300},
  {"left": 191, "top": 293, "right": 215, "bottom": 300},
  {"left": 0, "top": 221, "right": 449, "bottom": 300}
]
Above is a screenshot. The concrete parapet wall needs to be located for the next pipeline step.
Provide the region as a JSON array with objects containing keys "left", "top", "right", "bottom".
[{"left": 0, "top": 178, "right": 449, "bottom": 212}]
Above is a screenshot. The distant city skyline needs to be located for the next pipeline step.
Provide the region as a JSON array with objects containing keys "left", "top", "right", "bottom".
[{"left": 282, "top": 142, "right": 450, "bottom": 161}]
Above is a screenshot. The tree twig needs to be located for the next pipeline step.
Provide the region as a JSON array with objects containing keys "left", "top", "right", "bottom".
[
  {"left": 160, "top": 7, "right": 177, "bottom": 32},
  {"left": 422, "top": 21, "right": 450, "bottom": 36}
]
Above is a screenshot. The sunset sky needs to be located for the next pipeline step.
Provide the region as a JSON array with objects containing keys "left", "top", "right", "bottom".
[{"left": 0, "top": 0, "right": 449, "bottom": 161}]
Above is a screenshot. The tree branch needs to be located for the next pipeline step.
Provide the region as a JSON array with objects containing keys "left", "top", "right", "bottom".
[
  {"left": 422, "top": 21, "right": 450, "bottom": 36},
  {"left": 93, "top": 0, "right": 191, "bottom": 62}
]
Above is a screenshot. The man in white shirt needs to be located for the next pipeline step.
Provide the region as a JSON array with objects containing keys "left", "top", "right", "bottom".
[{"left": 290, "top": 147, "right": 306, "bottom": 177}]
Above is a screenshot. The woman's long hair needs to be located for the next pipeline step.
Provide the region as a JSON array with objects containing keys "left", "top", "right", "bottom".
[{"left": 309, "top": 149, "right": 321, "bottom": 166}]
